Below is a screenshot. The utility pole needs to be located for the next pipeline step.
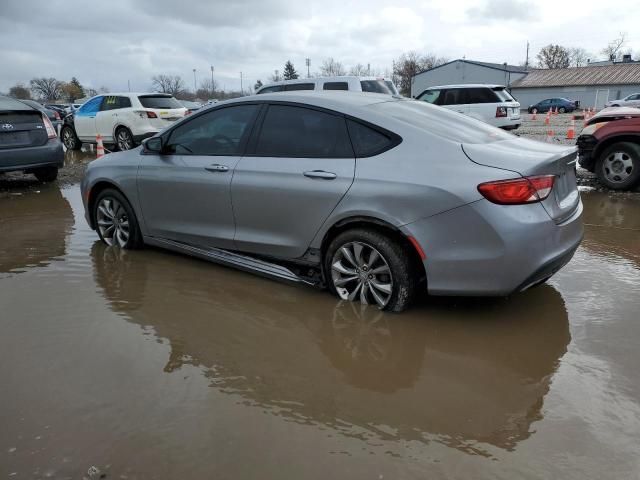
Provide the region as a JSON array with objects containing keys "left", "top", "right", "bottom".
[
  {"left": 525, "top": 41, "right": 530, "bottom": 70},
  {"left": 127, "top": 79, "right": 130, "bottom": 92},
  {"left": 367, "top": 63, "right": 370, "bottom": 75},
  {"left": 274, "top": 69, "right": 279, "bottom": 81},
  {"left": 210, "top": 65, "right": 214, "bottom": 93},
  {"left": 240, "top": 72, "right": 243, "bottom": 94},
  {"left": 305, "top": 58, "right": 310, "bottom": 78},
  {"left": 193, "top": 69, "right": 197, "bottom": 92}
]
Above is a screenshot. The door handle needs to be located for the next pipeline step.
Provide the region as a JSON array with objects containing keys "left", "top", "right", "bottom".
[
  {"left": 205, "top": 164, "right": 229, "bottom": 172},
  {"left": 303, "top": 170, "right": 337, "bottom": 180}
]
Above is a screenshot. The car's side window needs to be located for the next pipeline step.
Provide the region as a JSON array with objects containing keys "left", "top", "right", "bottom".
[
  {"left": 284, "top": 83, "right": 315, "bottom": 91},
  {"left": 466, "top": 88, "right": 497, "bottom": 104},
  {"left": 118, "top": 96, "right": 132, "bottom": 109},
  {"left": 323, "top": 82, "right": 349, "bottom": 91},
  {"left": 100, "top": 96, "right": 126, "bottom": 111},
  {"left": 346, "top": 120, "right": 395, "bottom": 157},
  {"left": 417, "top": 89, "right": 442, "bottom": 104},
  {"left": 76, "top": 96, "right": 103, "bottom": 116},
  {"left": 441, "top": 89, "right": 464, "bottom": 105},
  {"left": 254, "top": 105, "right": 352, "bottom": 158},
  {"left": 165, "top": 104, "right": 259, "bottom": 156},
  {"left": 257, "top": 86, "right": 284, "bottom": 94}
]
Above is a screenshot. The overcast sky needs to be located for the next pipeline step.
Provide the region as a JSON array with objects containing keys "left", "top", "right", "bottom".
[{"left": 1, "top": 0, "right": 638, "bottom": 94}]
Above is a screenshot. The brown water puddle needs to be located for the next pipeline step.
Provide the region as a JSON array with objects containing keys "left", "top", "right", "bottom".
[{"left": 1, "top": 184, "right": 639, "bottom": 479}]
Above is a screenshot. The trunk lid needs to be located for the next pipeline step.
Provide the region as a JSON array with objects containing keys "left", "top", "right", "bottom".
[
  {"left": 137, "top": 94, "right": 186, "bottom": 129},
  {"left": 0, "top": 110, "right": 48, "bottom": 149},
  {"left": 463, "top": 137, "right": 580, "bottom": 223}
]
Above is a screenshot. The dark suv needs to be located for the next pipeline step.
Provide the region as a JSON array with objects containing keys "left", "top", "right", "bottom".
[{"left": 0, "top": 95, "right": 64, "bottom": 182}]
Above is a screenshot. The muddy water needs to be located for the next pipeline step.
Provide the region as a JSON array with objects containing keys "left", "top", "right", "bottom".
[{"left": 1, "top": 184, "right": 639, "bottom": 479}]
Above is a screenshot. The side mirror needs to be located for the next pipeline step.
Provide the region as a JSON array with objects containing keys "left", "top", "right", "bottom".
[{"left": 143, "top": 136, "right": 164, "bottom": 154}]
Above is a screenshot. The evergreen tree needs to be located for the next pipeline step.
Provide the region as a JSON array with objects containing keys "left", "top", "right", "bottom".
[{"left": 283, "top": 61, "right": 298, "bottom": 80}]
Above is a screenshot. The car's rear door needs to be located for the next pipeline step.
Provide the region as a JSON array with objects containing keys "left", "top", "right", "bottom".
[
  {"left": 440, "top": 88, "right": 469, "bottom": 116},
  {"left": 74, "top": 96, "right": 103, "bottom": 141},
  {"left": 231, "top": 103, "right": 356, "bottom": 258},
  {"left": 136, "top": 104, "right": 260, "bottom": 249}
]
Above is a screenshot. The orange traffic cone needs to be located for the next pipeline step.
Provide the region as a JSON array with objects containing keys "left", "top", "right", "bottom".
[
  {"left": 554, "top": 106, "right": 559, "bottom": 115},
  {"left": 544, "top": 111, "right": 550, "bottom": 125},
  {"left": 531, "top": 108, "right": 537, "bottom": 120},
  {"left": 96, "top": 134, "right": 105, "bottom": 158},
  {"left": 567, "top": 119, "right": 576, "bottom": 140}
]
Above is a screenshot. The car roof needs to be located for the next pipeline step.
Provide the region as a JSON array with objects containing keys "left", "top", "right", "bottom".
[
  {"left": 425, "top": 84, "right": 506, "bottom": 89},
  {"left": 0, "top": 95, "right": 36, "bottom": 111},
  {"left": 221, "top": 90, "right": 399, "bottom": 107},
  {"left": 260, "top": 76, "right": 394, "bottom": 87}
]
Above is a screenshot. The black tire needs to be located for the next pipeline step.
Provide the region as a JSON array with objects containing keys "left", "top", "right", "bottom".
[
  {"left": 61, "top": 125, "right": 82, "bottom": 150},
  {"left": 33, "top": 166, "right": 58, "bottom": 182},
  {"left": 93, "top": 188, "right": 144, "bottom": 249},
  {"left": 559, "top": 107, "right": 566, "bottom": 114},
  {"left": 595, "top": 142, "right": 640, "bottom": 190},
  {"left": 324, "top": 228, "right": 419, "bottom": 313},
  {"left": 115, "top": 127, "right": 135, "bottom": 151}
]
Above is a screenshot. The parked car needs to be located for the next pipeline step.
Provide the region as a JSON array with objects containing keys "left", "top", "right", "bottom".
[
  {"left": 256, "top": 76, "right": 399, "bottom": 95},
  {"left": 577, "top": 106, "right": 640, "bottom": 190},
  {"left": 415, "top": 84, "right": 521, "bottom": 130},
  {"left": 44, "top": 104, "right": 69, "bottom": 117},
  {"left": 604, "top": 93, "right": 640, "bottom": 108},
  {"left": 528, "top": 98, "right": 576, "bottom": 114},
  {"left": 60, "top": 93, "right": 187, "bottom": 151},
  {"left": 180, "top": 100, "right": 203, "bottom": 114},
  {"left": 0, "top": 95, "right": 63, "bottom": 182},
  {"left": 19, "top": 99, "right": 62, "bottom": 130},
  {"left": 80, "top": 92, "right": 582, "bottom": 312}
]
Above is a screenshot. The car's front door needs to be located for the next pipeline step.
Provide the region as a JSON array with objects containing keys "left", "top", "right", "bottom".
[
  {"left": 136, "top": 104, "right": 260, "bottom": 249},
  {"left": 96, "top": 96, "right": 131, "bottom": 143},
  {"left": 74, "top": 96, "right": 103, "bottom": 141},
  {"left": 231, "top": 104, "right": 356, "bottom": 258}
]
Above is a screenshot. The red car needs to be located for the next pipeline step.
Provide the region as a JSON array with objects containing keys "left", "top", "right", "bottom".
[{"left": 577, "top": 107, "right": 640, "bottom": 190}]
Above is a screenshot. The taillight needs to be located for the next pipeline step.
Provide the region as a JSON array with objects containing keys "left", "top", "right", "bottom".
[
  {"left": 495, "top": 107, "right": 508, "bottom": 118},
  {"left": 54, "top": 111, "right": 60, "bottom": 120},
  {"left": 42, "top": 113, "right": 57, "bottom": 139},
  {"left": 478, "top": 175, "right": 555, "bottom": 205},
  {"left": 134, "top": 110, "right": 158, "bottom": 119},
  {"left": 185, "top": 110, "right": 191, "bottom": 116}
]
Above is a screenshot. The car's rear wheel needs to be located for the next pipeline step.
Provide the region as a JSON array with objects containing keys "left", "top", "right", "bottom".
[
  {"left": 559, "top": 107, "right": 566, "bottom": 114},
  {"left": 94, "top": 188, "right": 143, "bottom": 249},
  {"left": 596, "top": 142, "right": 640, "bottom": 190},
  {"left": 61, "top": 125, "right": 82, "bottom": 150},
  {"left": 324, "top": 229, "right": 418, "bottom": 312},
  {"left": 33, "top": 166, "right": 58, "bottom": 182},
  {"left": 115, "top": 127, "right": 135, "bottom": 151}
]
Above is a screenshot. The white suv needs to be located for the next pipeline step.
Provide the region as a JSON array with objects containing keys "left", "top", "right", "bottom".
[
  {"left": 415, "top": 84, "right": 521, "bottom": 130},
  {"left": 256, "top": 76, "right": 399, "bottom": 95},
  {"left": 60, "top": 93, "right": 187, "bottom": 151}
]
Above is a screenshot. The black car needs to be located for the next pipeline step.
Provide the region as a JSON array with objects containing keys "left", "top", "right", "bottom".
[
  {"left": 20, "top": 99, "right": 63, "bottom": 130},
  {"left": 0, "top": 95, "right": 64, "bottom": 182}
]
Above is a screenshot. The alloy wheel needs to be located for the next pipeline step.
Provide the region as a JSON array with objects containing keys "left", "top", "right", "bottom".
[
  {"left": 96, "top": 197, "right": 130, "bottom": 247},
  {"left": 330, "top": 241, "right": 393, "bottom": 308},
  {"left": 117, "top": 129, "right": 133, "bottom": 151},
  {"left": 603, "top": 151, "right": 634, "bottom": 183},
  {"left": 62, "top": 128, "right": 75, "bottom": 149}
]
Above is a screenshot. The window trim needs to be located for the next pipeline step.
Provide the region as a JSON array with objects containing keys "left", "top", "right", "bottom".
[{"left": 154, "top": 102, "right": 262, "bottom": 157}]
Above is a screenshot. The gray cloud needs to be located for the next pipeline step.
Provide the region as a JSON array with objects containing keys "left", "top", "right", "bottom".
[{"left": 467, "top": 0, "right": 538, "bottom": 21}]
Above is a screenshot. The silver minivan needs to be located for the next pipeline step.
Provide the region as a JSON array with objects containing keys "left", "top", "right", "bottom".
[{"left": 256, "top": 76, "right": 399, "bottom": 95}]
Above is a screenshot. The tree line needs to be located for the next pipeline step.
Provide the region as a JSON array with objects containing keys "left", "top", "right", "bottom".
[
  {"left": 535, "top": 33, "right": 636, "bottom": 69},
  {"left": 7, "top": 77, "right": 108, "bottom": 102}
]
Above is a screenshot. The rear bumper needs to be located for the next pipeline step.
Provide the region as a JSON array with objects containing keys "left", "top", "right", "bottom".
[
  {"left": 401, "top": 198, "right": 584, "bottom": 296},
  {"left": 0, "top": 139, "right": 64, "bottom": 173}
]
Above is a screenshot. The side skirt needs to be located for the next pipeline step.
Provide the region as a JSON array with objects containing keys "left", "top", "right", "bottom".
[{"left": 145, "top": 237, "right": 320, "bottom": 287}]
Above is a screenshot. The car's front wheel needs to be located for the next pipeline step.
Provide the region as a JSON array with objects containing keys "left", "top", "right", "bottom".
[
  {"left": 33, "top": 166, "right": 58, "bottom": 182},
  {"left": 94, "top": 188, "right": 143, "bottom": 249},
  {"left": 324, "top": 229, "right": 419, "bottom": 312},
  {"left": 61, "top": 125, "right": 82, "bottom": 150},
  {"left": 596, "top": 142, "right": 640, "bottom": 190},
  {"left": 559, "top": 107, "right": 566, "bottom": 114},
  {"left": 115, "top": 127, "right": 135, "bottom": 151}
]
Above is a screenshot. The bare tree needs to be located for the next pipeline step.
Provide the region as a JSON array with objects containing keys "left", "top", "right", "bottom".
[
  {"left": 98, "top": 86, "right": 110, "bottom": 94},
  {"left": 536, "top": 44, "right": 570, "bottom": 69},
  {"left": 349, "top": 63, "right": 370, "bottom": 76},
  {"left": 392, "top": 51, "right": 448, "bottom": 96},
  {"left": 85, "top": 88, "right": 98, "bottom": 97},
  {"left": 196, "top": 78, "right": 218, "bottom": 99},
  {"left": 151, "top": 74, "right": 185, "bottom": 95},
  {"left": 29, "top": 77, "right": 63, "bottom": 101},
  {"left": 8, "top": 83, "right": 31, "bottom": 99},
  {"left": 319, "top": 58, "right": 346, "bottom": 76},
  {"left": 270, "top": 70, "right": 281, "bottom": 82},
  {"left": 568, "top": 47, "right": 590, "bottom": 67},
  {"left": 602, "top": 32, "right": 627, "bottom": 61}
]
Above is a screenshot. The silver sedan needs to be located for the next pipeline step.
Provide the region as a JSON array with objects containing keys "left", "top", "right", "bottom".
[{"left": 81, "top": 92, "right": 583, "bottom": 312}]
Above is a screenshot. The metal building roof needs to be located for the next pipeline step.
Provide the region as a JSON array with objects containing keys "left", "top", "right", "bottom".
[
  {"left": 415, "top": 59, "right": 528, "bottom": 77},
  {"left": 511, "top": 63, "right": 640, "bottom": 88}
]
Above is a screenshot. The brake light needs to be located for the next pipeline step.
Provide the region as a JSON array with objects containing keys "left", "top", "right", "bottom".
[
  {"left": 42, "top": 113, "right": 57, "bottom": 139},
  {"left": 496, "top": 107, "right": 508, "bottom": 118},
  {"left": 478, "top": 175, "right": 555, "bottom": 205},
  {"left": 134, "top": 110, "right": 158, "bottom": 119}
]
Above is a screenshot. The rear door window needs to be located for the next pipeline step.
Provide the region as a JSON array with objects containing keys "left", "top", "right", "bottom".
[
  {"left": 323, "top": 82, "right": 349, "bottom": 91},
  {"left": 257, "top": 86, "right": 284, "bottom": 94},
  {"left": 360, "top": 80, "right": 394, "bottom": 94},
  {"left": 440, "top": 89, "right": 469, "bottom": 106},
  {"left": 100, "top": 96, "right": 131, "bottom": 111},
  {"left": 346, "top": 120, "right": 396, "bottom": 157},
  {"left": 465, "top": 88, "right": 498, "bottom": 104},
  {"left": 254, "top": 105, "right": 352, "bottom": 158},
  {"left": 165, "top": 104, "right": 258, "bottom": 155},
  {"left": 284, "top": 83, "right": 315, "bottom": 91},
  {"left": 138, "top": 95, "right": 182, "bottom": 109}
]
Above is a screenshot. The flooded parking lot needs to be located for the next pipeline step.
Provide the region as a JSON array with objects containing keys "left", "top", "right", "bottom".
[{"left": 1, "top": 181, "right": 639, "bottom": 479}]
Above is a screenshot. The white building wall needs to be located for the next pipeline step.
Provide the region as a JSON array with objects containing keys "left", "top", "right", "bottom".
[
  {"left": 411, "top": 60, "right": 527, "bottom": 97},
  {"left": 510, "top": 85, "right": 640, "bottom": 110}
]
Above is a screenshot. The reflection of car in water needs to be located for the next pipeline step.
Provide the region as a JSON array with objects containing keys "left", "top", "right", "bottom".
[
  {"left": 579, "top": 193, "right": 640, "bottom": 267},
  {"left": 91, "top": 242, "right": 570, "bottom": 454},
  {"left": 0, "top": 186, "right": 74, "bottom": 273}
]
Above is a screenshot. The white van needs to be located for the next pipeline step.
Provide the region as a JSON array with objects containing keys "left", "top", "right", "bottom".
[
  {"left": 415, "top": 84, "right": 521, "bottom": 130},
  {"left": 256, "top": 76, "right": 399, "bottom": 95}
]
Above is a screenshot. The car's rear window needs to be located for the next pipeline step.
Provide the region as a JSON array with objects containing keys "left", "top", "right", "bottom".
[
  {"left": 374, "top": 100, "right": 512, "bottom": 144},
  {"left": 492, "top": 87, "right": 515, "bottom": 102},
  {"left": 138, "top": 95, "right": 182, "bottom": 109},
  {"left": 360, "top": 80, "right": 394, "bottom": 94}
]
